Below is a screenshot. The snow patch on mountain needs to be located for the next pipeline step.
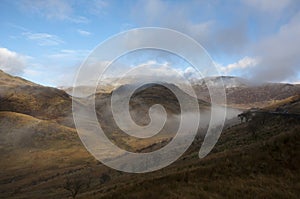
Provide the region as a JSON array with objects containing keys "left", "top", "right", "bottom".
[{"left": 193, "top": 76, "right": 253, "bottom": 88}]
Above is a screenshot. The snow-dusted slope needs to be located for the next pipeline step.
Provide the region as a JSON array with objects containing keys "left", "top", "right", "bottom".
[{"left": 194, "top": 76, "right": 252, "bottom": 88}]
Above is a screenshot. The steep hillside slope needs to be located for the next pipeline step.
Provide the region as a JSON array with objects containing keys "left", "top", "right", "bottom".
[
  {"left": 0, "top": 111, "right": 95, "bottom": 198},
  {"left": 0, "top": 70, "right": 37, "bottom": 87},
  {"left": 0, "top": 70, "right": 74, "bottom": 127},
  {"left": 86, "top": 104, "right": 300, "bottom": 199}
]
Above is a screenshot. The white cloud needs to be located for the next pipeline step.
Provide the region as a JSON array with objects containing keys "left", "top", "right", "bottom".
[
  {"left": 219, "top": 56, "right": 259, "bottom": 75},
  {"left": 77, "top": 29, "right": 92, "bottom": 36},
  {"left": 22, "top": 32, "right": 64, "bottom": 46},
  {"left": 119, "top": 60, "right": 199, "bottom": 82},
  {"left": 181, "top": 67, "right": 201, "bottom": 79},
  {"left": 0, "top": 48, "right": 29, "bottom": 75},
  {"left": 76, "top": 60, "right": 198, "bottom": 85}
]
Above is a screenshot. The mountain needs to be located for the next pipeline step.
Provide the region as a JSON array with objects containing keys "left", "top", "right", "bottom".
[
  {"left": 91, "top": 82, "right": 211, "bottom": 152},
  {"left": 193, "top": 76, "right": 252, "bottom": 88},
  {"left": 0, "top": 70, "right": 212, "bottom": 198},
  {"left": 192, "top": 76, "right": 300, "bottom": 109},
  {"left": 0, "top": 71, "right": 299, "bottom": 198}
]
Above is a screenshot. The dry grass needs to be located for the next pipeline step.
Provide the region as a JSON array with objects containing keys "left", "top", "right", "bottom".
[
  {"left": 90, "top": 115, "right": 299, "bottom": 199},
  {"left": 1, "top": 71, "right": 299, "bottom": 198}
]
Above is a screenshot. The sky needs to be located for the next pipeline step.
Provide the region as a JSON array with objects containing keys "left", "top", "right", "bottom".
[{"left": 0, "top": 0, "right": 300, "bottom": 86}]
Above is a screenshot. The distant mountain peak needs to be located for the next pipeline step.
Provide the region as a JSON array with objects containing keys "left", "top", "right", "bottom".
[{"left": 194, "top": 76, "right": 252, "bottom": 88}]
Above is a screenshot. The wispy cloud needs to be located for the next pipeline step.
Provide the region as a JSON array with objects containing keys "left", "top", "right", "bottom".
[
  {"left": 48, "top": 49, "right": 90, "bottom": 60},
  {"left": 77, "top": 29, "right": 92, "bottom": 36},
  {"left": 88, "top": 0, "right": 109, "bottom": 15},
  {"left": 242, "top": 0, "right": 292, "bottom": 13},
  {"left": 18, "top": 0, "right": 89, "bottom": 23},
  {"left": 71, "top": 16, "right": 90, "bottom": 23},
  {"left": 17, "top": 0, "right": 111, "bottom": 23},
  {"left": 68, "top": 16, "right": 90, "bottom": 24},
  {"left": 19, "top": 0, "right": 72, "bottom": 20},
  {"left": 6, "top": 23, "right": 28, "bottom": 32},
  {"left": 22, "top": 32, "right": 64, "bottom": 46}
]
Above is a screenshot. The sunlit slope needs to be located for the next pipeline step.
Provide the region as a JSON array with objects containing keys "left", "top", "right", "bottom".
[
  {"left": 0, "top": 70, "right": 38, "bottom": 87},
  {"left": 88, "top": 105, "right": 299, "bottom": 199},
  {"left": 264, "top": 95, "right": 300, "bottom": 114}
]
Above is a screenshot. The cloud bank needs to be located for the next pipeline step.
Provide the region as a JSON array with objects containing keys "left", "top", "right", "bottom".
[
  {"left": 0, "top": 48, "right": 28, "bottom": 75},
  {"left": 130, "top": 0, "right": 300, "bottom": 83},
  {"left": 249, "top": 11, "right": 300, "bottom": 82}
]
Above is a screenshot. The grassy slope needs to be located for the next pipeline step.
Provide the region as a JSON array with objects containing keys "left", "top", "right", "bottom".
[
  {"left": 83, "top": 115, "right": 300, "bottom": 199},
  {"left": 264, "top": 95, "right": 300, "bottom": 113},
  {"left": 0, "top": 111, "right": 298, "bottom": 198},
  {"left": 0, "top": 111, "right": 96, "bottom": 198},
  {"left": 0, "top": 70, "right": 37, "bottom": 87},
  {"left": 1, "top": 97, "right": 299, "bottom": 198},
  {"left": 1, "top": 70, "right": 299, "bottom": 198}
]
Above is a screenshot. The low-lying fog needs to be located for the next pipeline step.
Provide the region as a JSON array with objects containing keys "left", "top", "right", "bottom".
[{"left": 126, "top": 105, "right": 242, "bottom": 139}]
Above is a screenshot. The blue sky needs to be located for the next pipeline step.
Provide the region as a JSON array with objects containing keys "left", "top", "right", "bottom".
[{"left": 0, "top": 0, "right": 300, "bottom": 86}]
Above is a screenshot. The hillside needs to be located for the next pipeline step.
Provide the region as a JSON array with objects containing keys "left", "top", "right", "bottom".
[
  {"left": 193, "top": 76, "right": 300, "bottom": 108},
  {"left": 0, "top": 71, "right": 299, "bottom": 198},
  {"left": 92, "top": 83, "right": 211, "bottom": 152},
  {"left": 0, "top": 70, "right": 212, "bottom": 198},
  {"left": 0, "top": 70, "right": 38, "bottom": 87},
  {"left": 264, "top": 95, "right": 300, "bottom": 114},
  {"left": 2, "top": 98, "right": 299, "bottom": 198},
  {"left": 81, "top": 97, "right": 300, "bottom": 199},
  {"left": 0, "top": 70, "right": 73, "bottom": 127}
]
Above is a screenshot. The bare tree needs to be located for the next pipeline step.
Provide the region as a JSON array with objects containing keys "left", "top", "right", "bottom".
[{"left": 63, "top": 176, "right": 86, "bottom": 199}]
